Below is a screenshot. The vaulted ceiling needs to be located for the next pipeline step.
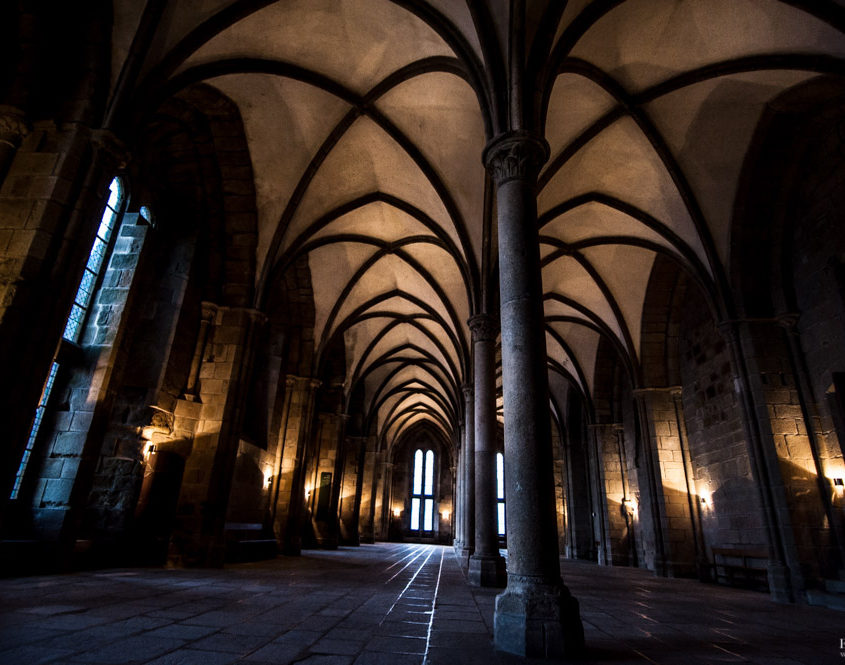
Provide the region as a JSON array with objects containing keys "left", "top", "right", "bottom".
[{"left": 112, "top": 0, "right": 845, "bottom": 451}]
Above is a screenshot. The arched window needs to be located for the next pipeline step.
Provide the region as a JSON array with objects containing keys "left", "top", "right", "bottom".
[
  {"left": 497, "top": 451, "right": 506, "bottom": 537},
  {"left": 11, "top": 177, "right": 126, "bottom": 499},
  {"left": 410, "top": 448, "right": 435, "bottom": 532}
]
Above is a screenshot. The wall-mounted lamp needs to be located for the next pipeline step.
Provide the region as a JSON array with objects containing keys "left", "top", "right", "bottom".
[
  {"left": 392, "top": 508, "right": 401, "bottom": 518},
  {"left": 698, "top": 490, "right": 713, "bottom": 508},
  {"left": 143, "top": 442, "right": 156, "bottom": 460},
  {"left": 622, "top": 498, "right": 638, "bottom": 517},
  {"left": 441, "top": 510, "right": 451, "bottom": 522},
  {"left": 263, "top": 469, "right": 273, "bottom": 490},
  {"left": 833, "top": 478, "right": 845, "bottom": 494}
]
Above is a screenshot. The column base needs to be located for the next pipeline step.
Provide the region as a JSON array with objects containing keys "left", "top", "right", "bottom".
[
  {"left": 767, "top": 562, "right": 794, "bottom": 603},
  {"left": 494, "top": 577, "right": 584, "bottom": 659},
  {"left": 468, "top": 553, "right": 507, "bottom": 587}
]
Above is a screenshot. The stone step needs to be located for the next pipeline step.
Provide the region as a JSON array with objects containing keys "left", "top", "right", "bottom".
[
  {"left": 806, "top": 589, "right": 845, "bottom": 612},
  {"left": 825, "top": 578, "right": 845, "bottom": 594}
]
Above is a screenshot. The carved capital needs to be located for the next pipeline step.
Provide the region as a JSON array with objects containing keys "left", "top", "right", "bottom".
[
  {"left": 776, "top": 312, "right": 800, "bottom": 333},
  {"left": 468, "top": 314, "right": 498, "bottom": 342},
  {"left": 200, "top": 301, "right": 219, "bottom": 323},
  {"left": 482, "top": 130, "right": 549, "bottom": 185},
  {"left": 91, "top": 128, "right": 129, "bottom": 170},
  {"left": 0, "top": 106, "right": 28, "bottom": 148}
]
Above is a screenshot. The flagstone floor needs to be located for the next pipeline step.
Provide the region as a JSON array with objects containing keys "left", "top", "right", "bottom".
[{"left": 0, "top": 542, "right": 841, "bottom": 664}]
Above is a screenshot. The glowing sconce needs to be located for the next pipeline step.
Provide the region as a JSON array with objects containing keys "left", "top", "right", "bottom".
[
  {"left": 698, "top": 489, "right": 713, "bottom": 509},
  {"left": 834, "top": 478, "right": 845, "bottom": 495},
  {"left": 392, "top": 508, "right": 401, "bottom": 518},
  {"left": 263, "top": 469, "right": 273, "bottom": 490},
  {"left": 142, "top": 442, "right": 156, "bottom": 461},
  {"left": 622, "top": 498, "right": 638, "bottom": 518},
  {"left": 441, "top": 509, "right": 451, "bottom": 522}
]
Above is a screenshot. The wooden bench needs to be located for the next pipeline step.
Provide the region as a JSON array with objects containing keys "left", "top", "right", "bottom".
[{"left": 711, "top": 547, "right": 769, "bottom": 591}]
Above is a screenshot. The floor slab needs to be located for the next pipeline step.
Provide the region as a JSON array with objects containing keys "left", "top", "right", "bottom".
[{"left": 0, "top": 543, "right": 841, "bottom": 664}]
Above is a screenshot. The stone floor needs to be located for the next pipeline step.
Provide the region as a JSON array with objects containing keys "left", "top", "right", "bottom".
[{"left": 0, "top": 543, "right": 841, "bottom": 665}]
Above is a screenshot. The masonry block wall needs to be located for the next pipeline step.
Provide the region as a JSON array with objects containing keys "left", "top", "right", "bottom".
[
  {"left": 552, "top": 423, "right": 568, "bottom": 556},
  {"left": 167, "top": 306, "right": 257, "bottom": 566},
  {"left": 742, "top": 320, "right": 833, "bottom": 585},
  {"left": 636, "top": 389, "right": 698, "bottom": 577},
  {"left": 19, "top": 212, "right": 147, "bottom": 548},
  {"left": 338, "top": 436, "right": 363, "bottom": 545},
  {"left": 0, "top": 123, "right": 118, "bottom": 506},
  {"left": 226, "top": 439, "right": 273, "bottom": 526},
  {"left": 593, "top": 424, "right": 635, "bottom": 566},
  {"left": 358, "top": 436, "right": 379, "bottom": 543},
  {"left": 306, "top": 412, "right": 344, "bottom": 548},
  {"left": 788, "top": 118, "right": 845, "bottom": 563},
  {"left": 271, "top": 377, "right": 319, "bottom": 554},
  {"left": 678, "top": 296, "right": 766, "bottom": 555}
]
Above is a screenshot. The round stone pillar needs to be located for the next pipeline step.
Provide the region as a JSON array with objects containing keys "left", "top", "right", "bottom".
[
  {"left": 458, "top": 384, "right": 475, "bottom": 560},
  {"left": 468, "top": 314, "right": 507, "bottom": 587},
  {"left": 483, "top": 131, "right": 584, "bottom": 658},
  {"left": 453, "top": 434, "right": 464, "bottom": 552}
]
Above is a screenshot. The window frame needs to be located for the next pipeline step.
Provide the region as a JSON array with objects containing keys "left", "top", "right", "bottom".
[
  {"left": 10, "top": 177, "right": 127, "bottom": 501},
  {"left": 409, "top": 447, "right": 436, "bottom": 533}
]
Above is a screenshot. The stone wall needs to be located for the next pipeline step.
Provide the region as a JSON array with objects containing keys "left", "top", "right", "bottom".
[{"left": 678, "top": 296, "right": 766, "bottom": 552}]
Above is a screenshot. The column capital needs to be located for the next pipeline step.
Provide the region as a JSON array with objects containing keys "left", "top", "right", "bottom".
[
  {"left": 0, "top": 105, "right": 28, "bottom": 148},
  {"left": 632, "top": 385, "right": 682, "bottom": 398},
  {"left": 462, "top": 383, "right": 474, "bottom": 401},
  {"left": 91, "top": 128, "right": 130, "bottom": 171},
  {"left": 200, "top": 301, "right": 220, "bottom": 322},
  {"left": 285, "top": 374, "right": 321, "bottom": 392},
  {"left": 775, "top": 311, "right": 801, "bottom": 333},
  {"left": 587, "top": 422, "right": 624, "bottom": 431},
  {"left": 482, "top": 130, "right": 549, "bottom": 185},
  {"left": 468, "top": 313, "right": 498, "bottom": 342}
]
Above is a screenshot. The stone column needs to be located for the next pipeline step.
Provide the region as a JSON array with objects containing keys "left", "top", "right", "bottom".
[
  {"left": 169, "top": 306, "right": 265, "bottom": 566},
  {"left": 358, "top": 436, "right": 378, "bottom": 543},
  {"left": 284, "top": 377, "right": 321, "bottom": 555},
  {"left": 458, "top": 384, "right": 475, "bottom": 561},
  {"left": 483, "top": 131, "right": 583, "bottom": 658},
  {"left": 182, "top": 302, "right": 218, "bottom": 400},
  {"left": 453, "top": 434, "right": 464, "bottom": 552},
  {"left": 469, "top": 314, "right": 506, "bottom": 586},
  {"left": 631, "top": 387, "right": 707, "bottom": 577}
]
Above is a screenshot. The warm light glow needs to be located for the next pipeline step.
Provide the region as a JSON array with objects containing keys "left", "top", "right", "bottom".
[
  {"left": 441, "top": 510, "right": 450, "bottom": 521},
  {"left": 833, "top": 478, "right": 845, "bottom": 494},
  {"left": 622, "top": 498, "right": 638, "bottom": 518},
  {"left": 392, "top": 508, "right": 401, "bottom": 518},
  {"left": 142, "top": 442, "right": 156, "bottom": 460},
  {"left": 698, "top": 489, "right": 713, "bottom": 508},
  {"left": 263, "top": 469, "right": 273, "bottom": 490}
]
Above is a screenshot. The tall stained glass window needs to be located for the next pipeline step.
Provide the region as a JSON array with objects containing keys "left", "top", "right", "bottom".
[
  {"left": 410, "top": 448, "right": 435, "bottom": 532},
  {"left": 496, "top": 452, "right": 506, "bottom": 536},
  {"left": 10, "top": 177, "right": 125, "bottom": 499}
]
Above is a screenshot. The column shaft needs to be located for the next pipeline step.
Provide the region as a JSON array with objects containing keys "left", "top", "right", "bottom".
[
  {"left": 485, "top": 131, "right": 584, "bottom": 658},
  {"left": 458, "top": 385, "right": 475, "bottom": 560},
  {"left": 469, "top": 314, "right": 506, "bottom": 586}
]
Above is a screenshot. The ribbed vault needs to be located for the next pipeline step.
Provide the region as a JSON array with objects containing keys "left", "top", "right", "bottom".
[{"left": 113, "top": 0, "right": 845, "bottom": 449}]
